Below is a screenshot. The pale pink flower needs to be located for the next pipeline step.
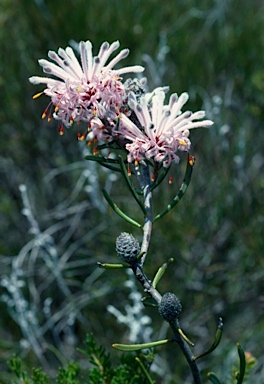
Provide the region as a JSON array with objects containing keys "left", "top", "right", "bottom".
[
  {"left": 119, "top": 89, "right": 214, "bottom": 167},
  {"left": 87, "top": 117, "right": 113, "bottom": 143},
  {"left": 29, "top": 41, "right": 144, "bottom": 127}
]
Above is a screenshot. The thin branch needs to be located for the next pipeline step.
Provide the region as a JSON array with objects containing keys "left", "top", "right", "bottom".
[
  {"left": 130, "top": 162, "right": 202, "bottom": 383},
  {"left": 130, "top": 262, "right": 202, "bottom": 384},
  {"left": 135, "top": 163, "right": 153, "bottom": 265},
  {"left": 170, "top": 322, "right": 203, "bottom": 384}
]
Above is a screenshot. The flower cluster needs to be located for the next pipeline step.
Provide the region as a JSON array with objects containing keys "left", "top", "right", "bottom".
[
  {"left": 30, "top": 40, "right": 213, "bottom": 168},
  {"left": 119, "top": 90, "right": 213, "bottom": 167},
  {"left": 29, "top": 40, "right": 144, "bottom": 127}
]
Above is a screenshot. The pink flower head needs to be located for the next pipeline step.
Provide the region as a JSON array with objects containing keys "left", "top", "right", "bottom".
[
  {"left": 119, "top": 89, "right": 214, "bottom": 167},
  {"left": 29, "top": 41, "right": 144, "bottom": 127}
]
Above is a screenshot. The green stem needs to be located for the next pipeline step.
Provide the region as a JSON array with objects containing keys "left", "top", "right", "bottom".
[{"left": 135, "top": 357, "right": 155, "bottom": 384}]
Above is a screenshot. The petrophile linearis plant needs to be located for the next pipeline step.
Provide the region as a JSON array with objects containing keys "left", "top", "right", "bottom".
[{"left": 30, "top": 39, "right": 249, "bottom": 383}]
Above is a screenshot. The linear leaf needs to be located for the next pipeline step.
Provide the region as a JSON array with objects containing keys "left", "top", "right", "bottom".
[
  {"left": 194, "top": 318, "right": 223, "bottom": 360},
  {"left": 102, "top": 189, "right": 142, "bottom": 228},
  {"left": 112, "top": 339, "right": 171, "bottom": 351},
  {"left": 152, "top": 258, "right": 174, "bottom": 288},
  {"left": 119, "top": 156, "right": 147, "bottom": 214},
  {"left": 207, "top": 372, "right": 222, "bottom": 384},
  {"left": 153, "top": 155, "right": 195, "bottom": 222},
  {"left": 236, "top": 343, "right": 246, "bottom": 384}
]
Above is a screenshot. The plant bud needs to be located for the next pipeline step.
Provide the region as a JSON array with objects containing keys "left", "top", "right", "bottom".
[
  {"left": 158, "top": 292, "right": 182, "bottom": 322},
  {"left": 116, "top": 232, "right": 140, "bottom": 263}
]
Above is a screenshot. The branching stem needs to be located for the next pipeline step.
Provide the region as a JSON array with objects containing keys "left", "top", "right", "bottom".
[
  {"left": 170, "top": 322, "right": 203, "bottom": 384},
  {"left": 132, "top": 162, "right": 203, "bottom": 384}
]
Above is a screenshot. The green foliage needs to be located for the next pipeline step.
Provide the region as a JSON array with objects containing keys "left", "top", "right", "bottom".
[
  {"left": 78, "top": 334, "right": 154, "bottom": 383},
  {"left": 7, "top": 334, "right": 154, "bottom": 384},
  {"left": 207, "top": 344, "right": 258, "bottom": 384},
  {"left": 8, "top": 356, "right": 81, "bottom": 384},
  {"left": 9, "top": 355, "right": 49, "bottom": 384},
  {"left": 207, "top": 372, "right": 222, "bottom": 384},
  {"left": 56, "top": 362, "right": 80, "bottom": 384},
  {"left": 230, "top": 347, "right": 258, "bottom": 384},
  {"left": 78, "top": 333, "right": 113, "bottom": 383},
  {"left": 8, "top": 338, "right": 257, "bottom": 384},
  {"left": 32, "top": 369, "right": 49, "bottom": 384}
]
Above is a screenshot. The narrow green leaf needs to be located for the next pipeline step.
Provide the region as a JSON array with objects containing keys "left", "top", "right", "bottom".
[
  {"left": 97, "top": 162, "right": 122, "bottom": 172},
  {"left": 207, "top": 372, "right": 222, "bottom": 384},
  {"left": 136, "top": 251, "right": 146, "bottom": 261},
  {"left": 135, "top": 357, "right": 155, "bottom": 384},
  {"left": 96, "top": 142, "right": 122, "bottom": 150},
  {"left": 150, "top": 165, "right": 170, "bottom": 191},
  {"left": 141, "top": 296, "right": 158, "bottom": 307},
  {"left": 118, "top": 156, "right": 147, "bottom": 214},
  {"left": 142, "top": 302, "right": 158, "bottom": 308},
  {"left": 177, "top": 328, "right": 194, "bottom": 347},
  {"left": 85, "top": 154, "right": 119, "bottom": 164},
  {"left": 112, "top": 339, "right": 171, "bottom": 351},
  {"left": 102, "top": 189, "right": 142, "bottom": 228},
  {"left": 236, "top": 343, "right": 246, "bottom": 384},
  {"left": 153, "top": 155, "right": 194, "bottom": 223},
  {"left": 152, "top": 258, "right": 174, "bottom": 288},
  {"left": 85, "top": 155, "right": 121, "bottom": 172},
  {"left": 97, "top": 262, "right": 130, "bottom": 269},
  {"left": 194, "top": 318, "right": 223, "bottom": 360}
]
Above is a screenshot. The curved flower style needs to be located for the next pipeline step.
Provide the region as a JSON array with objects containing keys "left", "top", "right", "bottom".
[
  {"left": 119, "top": 90, "right": 214, "bottom": 167},
  {"left": 29, "top": 41, "right": 144, "bottom": 127}
]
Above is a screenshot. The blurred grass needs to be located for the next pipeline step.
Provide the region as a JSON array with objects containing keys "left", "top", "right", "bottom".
[{"left": 0, "top": 0, "right": 264, "bottom": 382}]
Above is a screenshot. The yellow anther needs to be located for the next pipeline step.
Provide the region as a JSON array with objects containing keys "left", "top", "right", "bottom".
[
  {"left": 54, "top": 105, "right": 60, "bottom": 112},
  {"left": 188, "top": 156, "right": 196, "bottom": 166},
  {"left": 78, "top": 133, "right": 86, "bottom": 141},
  {"left": 178, "top": 139, "right": 187, "bottom": 146},
  {"left": 33, "top": 92, "right": 43, "bottom": 99},
  {"left": 58, "top": 126, "right": 64, "bottom": 136}
]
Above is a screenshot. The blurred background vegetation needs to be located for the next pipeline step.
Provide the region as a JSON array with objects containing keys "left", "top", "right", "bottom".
[{"left": 0, "top": 0, "right": 263, "bottom": 382}]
